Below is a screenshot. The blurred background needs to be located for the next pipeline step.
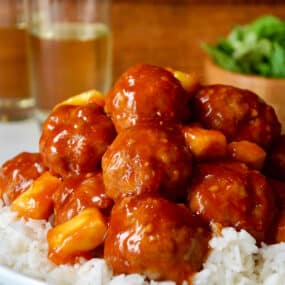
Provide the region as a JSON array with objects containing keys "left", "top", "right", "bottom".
[
  {"left": 110, "top": 0, "right": 285, "bottom": 81},
  {"left": 1, "top": 0, "right": 285, "bottom": 163}
]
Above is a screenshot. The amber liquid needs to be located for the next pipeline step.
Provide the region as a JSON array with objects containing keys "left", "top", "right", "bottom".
[
  {"left": 28, "top": 23, "right": 112, "bottom": 122},
  {"left": 0, "top": 26, "right": 33, "bottom": 120}
]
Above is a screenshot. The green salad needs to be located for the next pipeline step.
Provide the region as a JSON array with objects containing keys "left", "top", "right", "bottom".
[{"left": 203, "top": 15, "right": 285, "bottom": 78}]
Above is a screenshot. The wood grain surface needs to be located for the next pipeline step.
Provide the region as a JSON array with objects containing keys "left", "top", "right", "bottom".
[
  {"left": 0, "top": 0, "right": 284, "bottom": 83},
  {"left": 111, "top": 1, "right": 285, "bottom": 81}
]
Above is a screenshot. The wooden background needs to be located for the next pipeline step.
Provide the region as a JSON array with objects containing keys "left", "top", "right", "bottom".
[{"left": 111, "top": 0, "right": 285, "bottom": 82}]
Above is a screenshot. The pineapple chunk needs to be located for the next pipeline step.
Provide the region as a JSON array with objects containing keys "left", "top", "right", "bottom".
[
  {"left": 11, "top": 172, "right": 61, "bottom": 219},
  {"left": 227, "top": 140, "right": 266, "bottom": 170},
  {"left": 54, "top": 89, "right": 105, "bottom": 110},
  {"left": 182, "top": 126, "right": 227, "bottom": 160},
  {"left": 167, "top": 68, "right": 200, "bottom": 94},
  {"left": 47, "top": 207, "right": 108, "bottom": 264}
]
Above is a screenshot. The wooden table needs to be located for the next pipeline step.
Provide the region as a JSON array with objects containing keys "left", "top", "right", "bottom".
[{"left": 111, "top": 0, "right": 285, "bottom": 81}]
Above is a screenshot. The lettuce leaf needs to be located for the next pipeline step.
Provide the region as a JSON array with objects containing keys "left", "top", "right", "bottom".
[{"left": 203, "top": 15, "right": 285, "bottom": 78}]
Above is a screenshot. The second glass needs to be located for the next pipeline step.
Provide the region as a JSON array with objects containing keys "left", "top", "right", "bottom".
[
  {"left": 0, "top": 0, "right": 33, "bottom": 121},
  {"left": 26, "top": 0, "right": 112, "bottom": 124}
]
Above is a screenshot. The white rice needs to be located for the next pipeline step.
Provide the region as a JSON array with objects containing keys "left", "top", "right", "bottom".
[{"left": 1, "top": 203, "right": 285, "bottom": 285}]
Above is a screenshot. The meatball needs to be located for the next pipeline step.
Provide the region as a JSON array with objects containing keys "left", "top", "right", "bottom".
[
  {"left": 188, "top": 161, "right": 276, "bottom": 242},
  {"left": 274, "top": 210, "right": 285, "bottom": 243},
  {"left": 0, "top": 152, "right": 46, "bottom": 204},
  {"left": 193, "top": 85, "right": 281, "bottom": 149},
  {"left": 40, "top": 103, "right": 116, "bottom": 177},
  {"left": 53, "top": 172, "right": 113, "bottom": 225},
  {"left": 104, "top": 195, "right": 210, "bottom": 284},
  {"left": 102, "top": 123, "right": 192, "bottom": 202},
  {"left": 265, "top": 135, "right": 285, "bottom": 181},
  {"left": 267, "top": 179, "right": 285, "bottom": 243},
  {"left": 105, "top": 64, "right": 190, "bottom": 132}
]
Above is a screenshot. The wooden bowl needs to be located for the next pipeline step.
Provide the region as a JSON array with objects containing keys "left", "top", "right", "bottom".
[{"left": 204, "top": 59, "right": 285, "bottom": 133}]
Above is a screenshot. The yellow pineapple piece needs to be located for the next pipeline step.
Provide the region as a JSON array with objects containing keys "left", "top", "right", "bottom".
[
  {"left": 228, "top": 140, "right": 266, "bottom": 170},
  {"left": 47, "top": 207, "right": 108, "bottom": 264},
  {"left": 54, "top": 89, "right": 105, "bottom": 110},
  {"left": 182, "top": 126, "right": 227, "bottom": 160},
  {"left": 167, "top": 68, "right": 200, "bottom": 94},
  {"left": 11, "top": 172, "right": 62, "bottom": 219}
]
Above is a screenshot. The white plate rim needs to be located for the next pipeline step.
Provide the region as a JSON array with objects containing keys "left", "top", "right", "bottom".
[{"left": 0, "top": 264, "right": 46, "bottom": 285}]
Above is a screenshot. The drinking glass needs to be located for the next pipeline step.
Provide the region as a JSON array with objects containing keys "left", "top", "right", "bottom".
[
  {"left": 26, "top": 0, "right": 112, "bottom": 124},
  {"left": 0, "top": 0, "right": 33, "bottom": 121}
]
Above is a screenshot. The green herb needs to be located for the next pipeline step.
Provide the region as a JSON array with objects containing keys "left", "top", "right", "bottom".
[{"left": 203, "top": 15, "right": 285, "bottom": 78}]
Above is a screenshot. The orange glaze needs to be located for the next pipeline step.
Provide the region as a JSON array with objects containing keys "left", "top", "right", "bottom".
[
  {"left": 104, "top": 194, "right": 210, "bottom": 284},
  {"left": 267, "top": 179, "right": 285, "bottom": 243},
  {"left": 48, "top": 207, "right": 108, "bottom": 265},
  {"left": 274, "top": 210, "right": 285, "bottom": 243},
  {"left": 188, "top": 161, "right": 276, "bottom": 242},
  {"left": 227, "top": 140, "right": 266, "bottom": 170},
  {"left": 3, "top": 64, "right": 285, "bottom": 283},
  {"left": 102, "top": 123, "right": 192, "bottom": 202},
  {"left": 0, "top": 152, "right": 46, "bottom": 204},
  {"left": 182, "top": 126, "right": 227, "bottom": 161},
  {"left": 104, "top": 64, "right": 190, "bottom": 132},
  {"left": 193, "top": 85, "right": 281, "bottom": 149},
  {"left": 11, "top": 172, "right": 62, "bottom": 220},
  {"left": 53, "top": 172, "right": 113, "bottom": 225},
  {"left": 40, "top": 103, "right": 116, "bottom": 177},
  {"left": 265, "top": 135, "right": 285, "bottom": 182}
]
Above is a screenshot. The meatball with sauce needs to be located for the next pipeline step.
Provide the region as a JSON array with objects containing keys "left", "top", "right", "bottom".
[
  {"left": 267, "top": 179, "right": 285, "bottom": 243},
  {"left": 193, "top": 85, "right": 281, "bottom": 149},
  {"left": 274, "top": 211, "right": 285, "bottom": 243},
  {"left": 265, "top": 135, "right": 285, "bottom": 182},
  {"left": 53, "top": 172, "right": 113, "bottom": 225},
  {"left": 104, "top": 195, "right": 210, "bottom": 284},
  {"left": 40, "top": 103, "right": 116, "bottom": 177},
  {"left": 105, "top": 64, "right": 190, "bottom": 132},
  {"left": 188, "top": 161, "right": 276, "bottom": 242},
  {"left": 102, "top": 123, "right": 192, "bottom": 202},
  {"left": 0, "top": 152, "right": 46, "bottom": 204}
]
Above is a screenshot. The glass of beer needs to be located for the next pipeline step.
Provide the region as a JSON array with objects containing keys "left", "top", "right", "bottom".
[
  {"left": 0, "top": 0, "right": 33, "bottom": 121},
  {"left": 26, "top": 0, "right": 112, "bottom": 124}
]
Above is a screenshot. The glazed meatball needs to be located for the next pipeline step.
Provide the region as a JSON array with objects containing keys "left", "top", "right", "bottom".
[
  {"left": 193, "top": 85, "right": 281, "bottom": 149},
  {"left": 53, "top": 172, "right": 113, "bottom": 225},
  {"left": 105, "top": 64, "right": 190, "bottom": 132},
  {"left": 265, "top": 135, "right": 285, "bottom": 181},
  {"left": 267, "top": 179, "right": 285, "bottom": 243},
  {"left": 0, "top": 152, "right": 46, "bottom": 204},
  {"left": 40, "top": 103, "right": 116, "bottom": 177},
  {"left": 104, "top": 195, "right": 210, "bottom": 284},
  {"left": 188, "top": 161, "right": 276, "bottom": 242},
  {"left": 102, "top": 123, "right": 192, "bottom": 202},
  {"left": 274, "top": 210, "right": 285, "bottom": 243}
]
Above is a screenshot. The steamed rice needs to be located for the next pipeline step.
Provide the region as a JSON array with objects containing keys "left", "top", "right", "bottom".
[{"left": 1, "top": 203, "right": 285, "bottom": 285}]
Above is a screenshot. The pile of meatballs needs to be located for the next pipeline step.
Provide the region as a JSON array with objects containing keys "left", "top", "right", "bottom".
[{"left": 1, "top": 64, "right": 285, "bottom": 284}]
